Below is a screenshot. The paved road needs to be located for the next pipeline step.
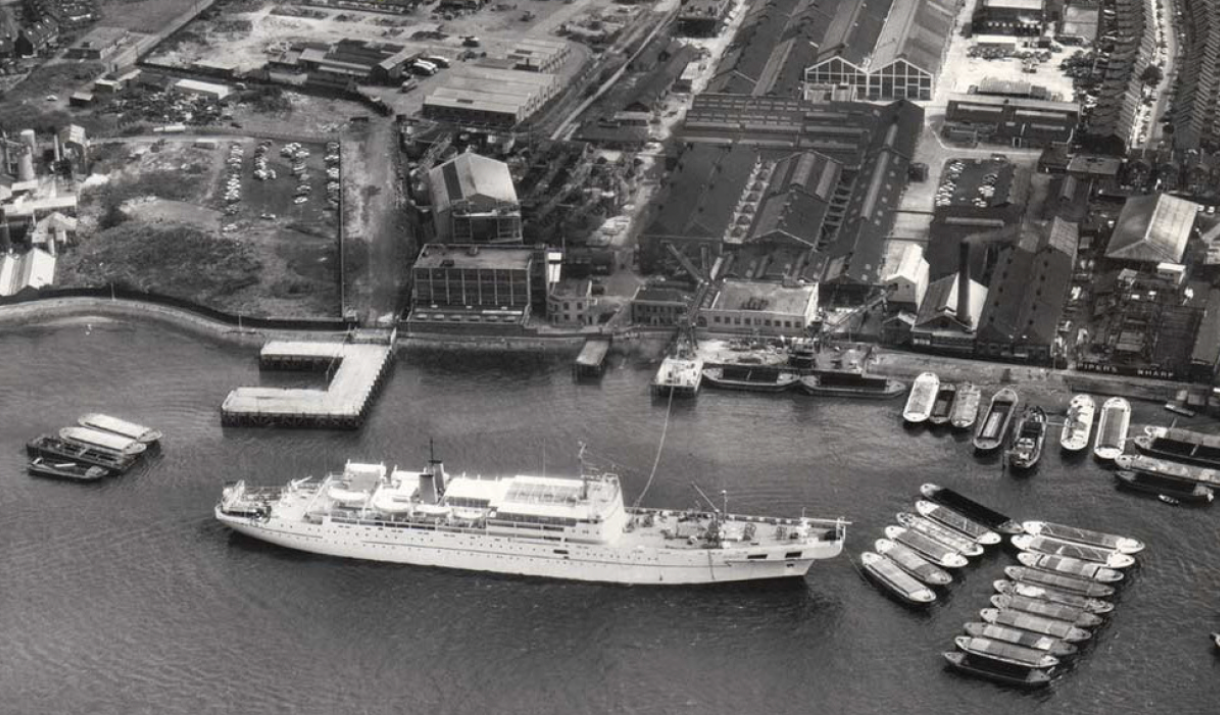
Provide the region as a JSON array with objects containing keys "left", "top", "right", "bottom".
[{"left": 341, "top": 119, "right": 410, "bottom": 326}]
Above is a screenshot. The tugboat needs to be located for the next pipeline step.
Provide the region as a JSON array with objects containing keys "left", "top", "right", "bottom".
[
  {"left": 927, "top": 383, "right": 958, "bottom": 426},
  {"left": 1093, "top": 397, "right": 1131, "bottom": 461},
  {"left": 701, "top": 365, "right": 799, "bottom": 393},
  {"left": 1060, "top": 394, "right": 1095, "bottom": 452},
  {"left": 1006, "top": 406, "right": 1047, "bottom": 470},
  {"left": 950, "top": 383, "right": 981, "bottom": 430},
  {"left": 973, "top": 388, "right": 1019, "bottom": 452},
  {"left": 902, "top": 372, "right": 940, "bottom": 424}
]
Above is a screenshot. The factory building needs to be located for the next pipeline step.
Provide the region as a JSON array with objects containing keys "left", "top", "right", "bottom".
[
  {"left": 945, "top": 93, "right": 1080, "bottom": 147},
  {"left": 410, "top": 244, "right": 536, "bottom": 327},
  {"left": 423, "top": 67, "right": 559, "bottom": 127},
  {"left": 804, "top": 0, "right": 959, "bottom": 101},
  {"left": 427, "top": 153, "right": 522, "bottom": 244},
  {"left": 972, "top": 0, "right": 1046, "bottom": 35}
]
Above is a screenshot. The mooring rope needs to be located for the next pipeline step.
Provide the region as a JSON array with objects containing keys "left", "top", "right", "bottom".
[{"left": 633, "top": 383, "right": 675, "bottom": 508}]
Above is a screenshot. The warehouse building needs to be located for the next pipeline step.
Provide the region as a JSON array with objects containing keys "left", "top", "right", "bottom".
[
  {"left": 804, "top": 0, "right": 959, "bottom": 101},
  {"left": 1105, "top": 193, "right": 1197, "bottom": 265},
  {"left": 506, "top": 38, "right": 570, "bottom": 73},
  {"left": 945, "top": 93, "right": 1080, "bottom": 147},
  {"left": 699, "top": 279, "right": 820, "bottom": 337},
  {"left": 423, "top": 67, "right": 559, "bottom": 127},
  {"left": 972, "top": 0, "right": 1046, "bottom": 35},
  {"left": 410, "top": 244, "right": 536, "bottom": 327},
  {"left": 427, "top": 153, "right": 522, "bottom": 244}
]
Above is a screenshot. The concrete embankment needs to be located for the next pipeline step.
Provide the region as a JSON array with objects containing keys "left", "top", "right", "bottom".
[{"left": 870, "top": 349, "right": 1185, "bottom": 406}]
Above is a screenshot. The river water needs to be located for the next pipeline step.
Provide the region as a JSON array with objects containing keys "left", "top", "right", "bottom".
[{"left": 1, "top": 317, "right": 1218, "bottom": 714}]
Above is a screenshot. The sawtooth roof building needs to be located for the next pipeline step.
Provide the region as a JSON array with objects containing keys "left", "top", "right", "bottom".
[
  {"left": 644, "top": 94, "right": 922, "bottom": 297},
  {"left": 804, "top": 0, "right": 961, "bottom": 101}
]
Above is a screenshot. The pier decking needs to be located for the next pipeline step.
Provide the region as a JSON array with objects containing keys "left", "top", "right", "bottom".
[
  {"left": 574, "top": 338, "right": 611, "bottom": 378},
  {"left": 221, "top": 333, "right": 394, "bottom": 429}
]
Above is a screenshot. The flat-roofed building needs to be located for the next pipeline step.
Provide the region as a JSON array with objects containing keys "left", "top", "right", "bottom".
[
  {"left": 700, "top": 279, "right": 819, "bottom": 336},
  {"left": 506, "top": 38, "right": 570, "bottom": 72},
  {"left": 547, "top": 278, "right": 596, "bottom": 326},
  {"left": 427, "top": 153, "right": 522, "bottom": 244},
  {"left": 174, "top": 79, "right": 231, "bottom": 101},
  {"left": 678, "top": 0, "right": 733, "bottom": 37},
  {"left": 805, "top": 0, "right": 960, "bottom": 101},
  {"left": 409, "top": 241, "right": 534, "bottom": 317},
  {"left": 631, "top": 286, "right": 694, "bottom": 326},
  {"left": 946, "top": 93, "right": 1080, "bottom": 147},
  {"left": 973, "top": 0, "right": 1046, "bottom": 35},
  {"left": 64, "top": 26, "right": 129, "bottom": 60},
  {"left": 423, "top": 67, "right": 558, "bottom": 127}
]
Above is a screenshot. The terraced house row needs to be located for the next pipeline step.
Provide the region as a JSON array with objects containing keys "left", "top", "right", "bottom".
[{"left": 1172, "top": 0, "right": 1220, "bottom": 151}]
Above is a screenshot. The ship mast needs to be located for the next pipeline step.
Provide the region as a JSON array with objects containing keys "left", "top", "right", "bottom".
[{"left": 578, "top": 441, "right": 589, "bottom": 499}]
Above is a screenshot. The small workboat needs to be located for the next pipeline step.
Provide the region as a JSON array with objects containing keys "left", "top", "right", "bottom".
[
  {"left": 990, "top": 594, "right": 1105, "bottom": 629},
  {"left": 1114, "top": 470, "right": 1215, "bottom": 504},
  {"left": 1016, "top": 553, "right": 1125, "bottom": 582},
  {"left": 26, "top": 434, "right": 137, "bottom": 472},
  {"left": 1021, "top": 521, "right": 1145, "bottom": 555},
  {"left": 1212, "top": 632, "right": 1220, "bottom": 650},
  {"left": 1006, "top": 406, "right": 1047, "bottom": 470},
  {"left": 874, "top": 538, "right": 952, "bottom": 586},
  {"left": 954, "top": 636, "right": 1060, "bottom": 669},
  {"left": 1093, "top": 397, "right": 1131, "bottom": 461},
  {"left": 1060, "top": 394, "right": 1095, "bottom": 452},
  {"left": 1011, "top": 535, "right": 1136, "bottom": 568},
  {"left": 903, "top": 372, "right": 939, "bottom": 424},
  {"left": 949, "top": 383, "right": 981, "bottom": 430},
  {"left": 883, "top": 526, "right": 969, "bottom": 568},
  {"left": 896, "top": 512, "right": 984, "bottom": 556},
  {"left": 942, "top": 651, "right": 1053, "bottom": 688},
  {"left": 1159, "top": 495, "right": 1181, "bottom": 506},
  {"left": 78, "top": 413, "right": 163, "bottom": 444},
  {"left": 1135, "top": 425, "right": 1220, "bottom": 469},
  {"left": 919, "top": 483, "right": 1024, "bottom": 534},
  {"left": 928, "top": 383, "right": 958, "bottom": 426},
  {"left": 994, "top": 579, "right": 1113, "bottom": 614},
  {"left": 973, "top": 387, "right": 1019, "bottom": 452},
  {"left": 60, "top": 426, "right": 147, "bottom": 456},
  {"left": 859, "top": 552, "right": 936, "bottom": 605},
  {"left": 963, "top": 622, "right": 1078, "bottom": 657},
  {"left": 1164, "top": 403, "right": 1196, "bottom": 418},
  {"left": 701, "top": 365, "right": 799, "bottom": 393},
  {"left": 798, "top": 373, "right": 906, "bottom": 399},
  {"left": 27, "top": 457, "right": 109, "bottom": 481},
  {"left": 1004, "top": 566, "right": 1115, "bottom": 598},
  {"left": 914, "top": 500, "right": 1001, "bottom": 545},
  {"left": 980, "top": 608, "right": 1092, "bottom": 643}
]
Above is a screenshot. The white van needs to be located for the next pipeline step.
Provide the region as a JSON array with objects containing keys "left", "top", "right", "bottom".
[{"left": 411, "top": 60, "right": 438, "bottom": 76}]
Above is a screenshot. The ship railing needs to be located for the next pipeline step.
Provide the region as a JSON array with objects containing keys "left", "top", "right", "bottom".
[{"left": 625, "top": 506, "right": 846, "bottom": 530}]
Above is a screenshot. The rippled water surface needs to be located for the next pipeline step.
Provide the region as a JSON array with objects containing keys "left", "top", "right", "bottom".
[{"left": 2, "top": 319, "right": 1218, "bottom": 714}]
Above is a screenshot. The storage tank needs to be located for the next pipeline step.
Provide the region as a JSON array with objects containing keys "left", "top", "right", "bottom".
[{"left": 17, "top": 152, "right": 35, "bottom": 182}]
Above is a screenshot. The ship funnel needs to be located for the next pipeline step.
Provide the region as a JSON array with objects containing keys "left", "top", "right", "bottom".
[
  {"left": 957, "top": 242, "right": 971, "bottom": 329},
  {"left": 418, "top": 444, "right": 446, "bottom": 504}
]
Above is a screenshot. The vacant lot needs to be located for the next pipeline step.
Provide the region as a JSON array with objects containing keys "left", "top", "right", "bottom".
[
  {"left": 63, "top": 138, "right": 339, "bottom": 317},
  {"left": 100, "top": 0, "right": 218, "bottom": 35}
]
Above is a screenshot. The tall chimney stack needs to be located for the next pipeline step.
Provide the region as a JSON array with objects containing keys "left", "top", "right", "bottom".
[{"left": 957, "top": 241, "right": 972, "bottom": 330}]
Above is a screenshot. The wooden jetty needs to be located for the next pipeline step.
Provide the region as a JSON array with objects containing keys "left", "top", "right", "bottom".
[
  {"left": 221, "top": 332, "right": 395, "bottom": 429},
  {"left": 573, "top": 338, "right": 611, "bottom": 379}
]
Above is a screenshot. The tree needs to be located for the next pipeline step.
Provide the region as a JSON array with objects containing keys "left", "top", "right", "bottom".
[{"left": 1141, "top": 65, "right": 1164, "bottom": 87}]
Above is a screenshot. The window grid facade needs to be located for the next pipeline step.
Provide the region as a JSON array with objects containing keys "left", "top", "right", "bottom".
[{"left": 806, "top": 59, "right": 933, "bottom": 101}]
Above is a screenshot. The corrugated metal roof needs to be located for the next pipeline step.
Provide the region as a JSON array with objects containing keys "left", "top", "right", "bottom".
[
  {"left": 428, "top": 153, "right": 517, "bottom": 213},
  {"left": 1106, "top": 194, "right": 1196, "bottom": 263}
]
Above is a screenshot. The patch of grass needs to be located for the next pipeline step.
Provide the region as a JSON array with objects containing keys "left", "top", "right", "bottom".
[{"left": 59, "top": 223, "right": 263, "bottom": 302}]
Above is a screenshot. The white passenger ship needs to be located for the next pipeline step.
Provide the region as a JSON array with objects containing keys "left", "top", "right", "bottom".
[{"left": 216, "top": 457, "right": 848, "bottom": 585}]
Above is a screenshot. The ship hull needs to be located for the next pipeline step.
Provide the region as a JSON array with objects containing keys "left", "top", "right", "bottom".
[{"left": 217, "top": 510, "right": 832, "bottom": 585}]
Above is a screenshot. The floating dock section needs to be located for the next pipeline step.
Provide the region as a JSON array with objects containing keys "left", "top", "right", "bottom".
[
  {"left": 573, "top": 338, "right": 611, "bottom": 378},
  {"left": 221, "top": 332, "right": 395, "bottom": 429},
  {"left": 652, "top": 356, "right": 703, "bottom": 397}
]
